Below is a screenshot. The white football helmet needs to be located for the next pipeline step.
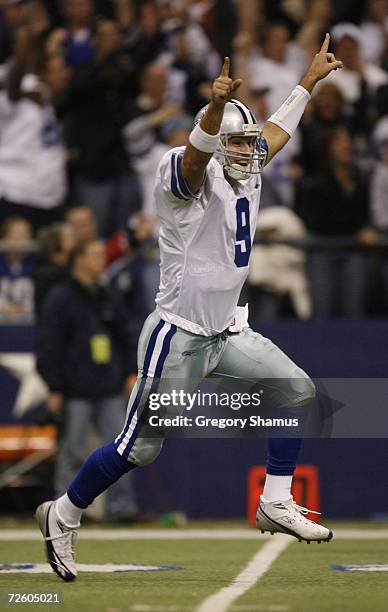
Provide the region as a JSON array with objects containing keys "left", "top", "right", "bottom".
[{"left": 194, "top": 99, "right": 267, "bottom": 180}]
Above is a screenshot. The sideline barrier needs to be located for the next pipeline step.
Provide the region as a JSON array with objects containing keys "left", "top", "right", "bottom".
[{"left": 0, "top": 425, "right": 56, "bottom": 461}]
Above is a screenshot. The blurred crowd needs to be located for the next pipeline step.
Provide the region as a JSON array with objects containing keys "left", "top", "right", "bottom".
[{"left": 0, "top": 0, "right": 387, "bottom": 327}]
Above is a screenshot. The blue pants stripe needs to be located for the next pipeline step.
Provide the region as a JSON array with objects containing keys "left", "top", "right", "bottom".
[
  {"left": 121, "top": 324, "right": 177, "bottom": 460},
  {"left": 115, "top": 319, "right": 165, "bottom": 449}
]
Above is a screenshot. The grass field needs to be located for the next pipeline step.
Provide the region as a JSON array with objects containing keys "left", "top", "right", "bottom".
[{"left": 1, "top": 521, "right": 388, "bottom": 612}]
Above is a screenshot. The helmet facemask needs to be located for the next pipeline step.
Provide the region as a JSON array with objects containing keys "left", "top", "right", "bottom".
[{"left": 217, "top": 125, "right": 267, "bottom": 181}]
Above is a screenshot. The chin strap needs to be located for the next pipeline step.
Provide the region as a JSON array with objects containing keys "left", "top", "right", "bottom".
[{"left": 224, "top": 164, "right": 251, "bottom": 181}]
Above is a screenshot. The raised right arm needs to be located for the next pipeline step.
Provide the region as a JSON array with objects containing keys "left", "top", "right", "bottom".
[{"left": 181, "top": 57, "right": 242, "bottom": 195}]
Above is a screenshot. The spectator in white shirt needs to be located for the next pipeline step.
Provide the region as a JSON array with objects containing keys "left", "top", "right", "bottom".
[
  {"left": 370, "top": 115, "right": 388, "bottom": 232},
  {"left": 359, "top": 0, "right": 388, "bottom": 66},
  {"left": 248, "top": 22, "right": 304, "bottom": 116},
  {"left": 0, "top": 29, "right": 69, "bottom": 232},
  {"left": 322, "top": 23, "right": 388, "bottom": 106}
]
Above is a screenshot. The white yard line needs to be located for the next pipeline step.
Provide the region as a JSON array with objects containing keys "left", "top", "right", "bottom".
[
  {"left": 195, "top": 535, "right": 291, "bottom": 612},
  {"left": 0, "top": 563, "right": 178, "bottom": 574},
  {"left": 126, "top": 607, "right": 290, "bottom": 612},
  {"left": 0, "top": 528, "right": 387, "bottom": 540},
  {"left": 0, "top": 528, "right": 259, "bottom": 541},
  {"left": 331, "top": 529, "right": 388, "bottom": 539}
]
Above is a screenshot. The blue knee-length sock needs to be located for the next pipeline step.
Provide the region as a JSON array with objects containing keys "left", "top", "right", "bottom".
[
  {"left": 67, "top": 442, "right": 136, "bottom": 509},
  {"left": 261, "top": 438, "right": 303, "bottom": 502},
  {"left": 266, "top": 438, "right": 303, "bottom": 475}
]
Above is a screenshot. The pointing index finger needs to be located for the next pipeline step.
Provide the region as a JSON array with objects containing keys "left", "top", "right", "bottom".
[
  {"left": 221, "top": 56, "right": 230, "bottom": 78},
  {"left": 320, "top": 32, "right": 330, "bottom": 54}
]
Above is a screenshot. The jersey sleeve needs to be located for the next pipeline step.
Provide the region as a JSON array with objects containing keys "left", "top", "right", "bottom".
[{"left": 157, "top": 147, "right": 202, "bottom": 204}]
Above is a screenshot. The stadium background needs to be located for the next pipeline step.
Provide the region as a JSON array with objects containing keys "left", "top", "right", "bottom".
[{"left": 0, "top": 0, "right": 387, "bottom": 523}]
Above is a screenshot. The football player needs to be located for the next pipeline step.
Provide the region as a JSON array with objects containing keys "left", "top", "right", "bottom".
[{"left": 35, "top": 34, "right": 342, "bottom": 581}]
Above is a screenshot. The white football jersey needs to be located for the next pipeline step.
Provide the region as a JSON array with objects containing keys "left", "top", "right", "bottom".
[
  {"left": 0, "top": 92, "right": 66, "bottom": 209},
  {"left": 154, "top": 146, "right": 263, "bottom": 336}
]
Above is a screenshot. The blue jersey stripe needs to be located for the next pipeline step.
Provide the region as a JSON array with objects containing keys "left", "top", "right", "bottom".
[
  {"left": 171, "top": 153, "right": 189, "bottom": 200},
  {"left": 170, "top": 154, "right": 181, "bottom": 198},
  {"left": 176, "top": 153, "right": 194, "bottom": 199}
]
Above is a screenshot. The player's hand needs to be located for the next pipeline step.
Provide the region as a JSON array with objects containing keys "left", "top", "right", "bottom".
[
  {"left": 305, "top": 33, "right": 343, "bottom": 85},
  {"left": 211, "top": 57, "right": 242, "bottom": 108}
]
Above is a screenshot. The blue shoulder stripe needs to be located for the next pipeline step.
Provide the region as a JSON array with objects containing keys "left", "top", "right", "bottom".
[
  {"left": 176, "top": 153, "right": 194, "bottom": 199},
  {"left": 171, "top": 153, "right": 190, "bottom": 201}
]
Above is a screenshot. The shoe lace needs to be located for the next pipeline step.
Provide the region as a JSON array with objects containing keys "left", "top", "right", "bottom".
[
  {"left": 292, "top": 501, "right": 321, "bottom": 517},
  {"left": 44, "top": 529, "right": 77, "bottom": 557}
]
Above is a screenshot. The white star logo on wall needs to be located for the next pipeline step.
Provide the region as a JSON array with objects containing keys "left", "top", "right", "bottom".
[{"left": 0, "top": 353, "right": 48, "bottom": 417}]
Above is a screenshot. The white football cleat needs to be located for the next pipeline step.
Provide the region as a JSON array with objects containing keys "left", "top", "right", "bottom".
[
  {"left": 34, "top": 501, "right": 77, "bottom": 581},
  {"left": 256, "top": 496, "right": 333, "bottom": 544}
]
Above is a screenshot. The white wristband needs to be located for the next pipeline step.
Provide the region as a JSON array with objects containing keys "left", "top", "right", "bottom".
[
  {"left": 267, "top": 85, "right": 311, "bottom": 137},
  {"left": 189, "top": 123, "right": 220, "bottom": 153}
]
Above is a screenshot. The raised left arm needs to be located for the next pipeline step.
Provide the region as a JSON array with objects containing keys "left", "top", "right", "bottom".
[{"left": 262, "top": 33, "right": 343, "bottom": 164}]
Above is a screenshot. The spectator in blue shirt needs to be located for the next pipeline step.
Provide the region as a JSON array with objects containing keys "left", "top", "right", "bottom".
[{"left": 0, "top": 215, "right": 35, "bottom": 321}]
